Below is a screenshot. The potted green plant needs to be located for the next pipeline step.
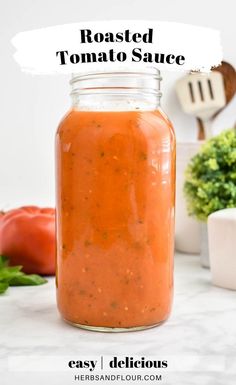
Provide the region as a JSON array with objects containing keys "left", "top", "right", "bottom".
[{"left": 184, "top": 128, "right": 236, "bottom": 267}]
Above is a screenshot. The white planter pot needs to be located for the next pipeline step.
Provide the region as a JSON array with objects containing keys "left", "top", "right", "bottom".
[
  {"left": 175, "top": 141, "right": 203, "bottom": 254},
  {"left": 208, "top": 208, "right": 236, "bottom": 290}
]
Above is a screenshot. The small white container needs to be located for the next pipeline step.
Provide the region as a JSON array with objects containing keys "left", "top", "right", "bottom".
[
  {"left": 208, "top": 208, "right": 236, "bottom": 290},
  {"left": 175, "top": 141, "right": 203, "bottom": 254}
]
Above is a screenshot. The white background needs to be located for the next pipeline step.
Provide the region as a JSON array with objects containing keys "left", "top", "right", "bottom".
[{"left": 0, "top": 0, "right": 235, "bottom": 208}]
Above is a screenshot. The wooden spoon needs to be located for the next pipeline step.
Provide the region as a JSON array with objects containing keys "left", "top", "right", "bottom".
[
  {"left": 212, "top": 61, "right": 236, "bottom": 118},
  {"left": 197, "top": 61, "right": 236, "bottom": 140}
]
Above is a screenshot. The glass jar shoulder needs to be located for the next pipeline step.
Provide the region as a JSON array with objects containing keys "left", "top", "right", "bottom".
[
  {"left": 56, "top": 109, "right": 78, "bottom": 135},
  {"left": 142, "top": 108, "right": 175, "bottom": 138},
  {"left": 57, "top": 108, "right": 174, "bottom": 137}
]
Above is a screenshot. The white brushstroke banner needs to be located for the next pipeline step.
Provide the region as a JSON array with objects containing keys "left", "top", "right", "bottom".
[{"left": 11, "top": 20, "right": 223, "bottom": 74}]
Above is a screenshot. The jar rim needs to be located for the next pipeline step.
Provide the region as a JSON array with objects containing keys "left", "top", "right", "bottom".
[{"left": 70, "top": 68, "right": 161, "bottom": 85}]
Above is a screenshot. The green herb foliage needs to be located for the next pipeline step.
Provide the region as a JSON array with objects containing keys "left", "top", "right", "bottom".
[
  {"left": 184, "top": 129, "right": 236, "bottom": 221},
  {"left": 0, "top": 255, "right": 47, "bottom": 294}
]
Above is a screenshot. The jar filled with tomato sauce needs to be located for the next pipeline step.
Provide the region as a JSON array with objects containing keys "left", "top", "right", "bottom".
[{"left": 56, "top": 69, "right": 175, "bottom": 331}]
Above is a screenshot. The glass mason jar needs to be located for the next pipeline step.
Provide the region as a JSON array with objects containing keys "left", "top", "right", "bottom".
[{"left": 56, "top": 69, "right": 175, "bottom": 332}]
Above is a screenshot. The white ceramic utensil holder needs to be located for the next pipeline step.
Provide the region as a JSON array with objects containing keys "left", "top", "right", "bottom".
[
  {"left": 200, "top": 222, "right": 210, "bottom": 268},
  {"left": 175, "top": 141, "right": 203, "bottom": 254},
  {"left": 208, "top": 208, "right": 236, "bottom": 290}
]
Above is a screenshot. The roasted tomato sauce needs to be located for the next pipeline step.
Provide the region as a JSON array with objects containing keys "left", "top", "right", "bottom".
[{"left": 56, "top": 108, "right": 175, "bottom": 329}]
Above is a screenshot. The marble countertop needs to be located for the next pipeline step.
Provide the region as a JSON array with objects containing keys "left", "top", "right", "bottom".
[{"left": 1, "top": 253, "right": 236, "bottom": 385}]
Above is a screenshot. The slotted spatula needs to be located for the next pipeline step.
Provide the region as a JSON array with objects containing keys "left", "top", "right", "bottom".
[{"left": 176, "top": 72, "right": 226, "bottom": 139}]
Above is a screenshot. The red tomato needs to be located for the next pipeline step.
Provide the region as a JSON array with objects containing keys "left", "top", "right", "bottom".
[{"left": 0, "top": 206, "right": 56, "bottom": 275}]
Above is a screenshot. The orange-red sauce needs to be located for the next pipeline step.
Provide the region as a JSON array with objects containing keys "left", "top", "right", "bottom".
[{"left": 56, "top": 109, "right": 175, "bottom": 328}]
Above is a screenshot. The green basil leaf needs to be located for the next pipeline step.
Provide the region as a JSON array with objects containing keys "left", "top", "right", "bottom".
[
  {"left": 0, "top": 255, "right": 47, "bottom": 294},
  {"left": 0, "top": 255, "right": 9, "bottom": 268},
  {"left": 9, "top": 274, "right": 47, "bottom": 286},
  {"left": 0, "top": 266, "right": 23, "bottom": 283},
  {"left": 0, "top": 281, "right": 9, "bottom": 294}
]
